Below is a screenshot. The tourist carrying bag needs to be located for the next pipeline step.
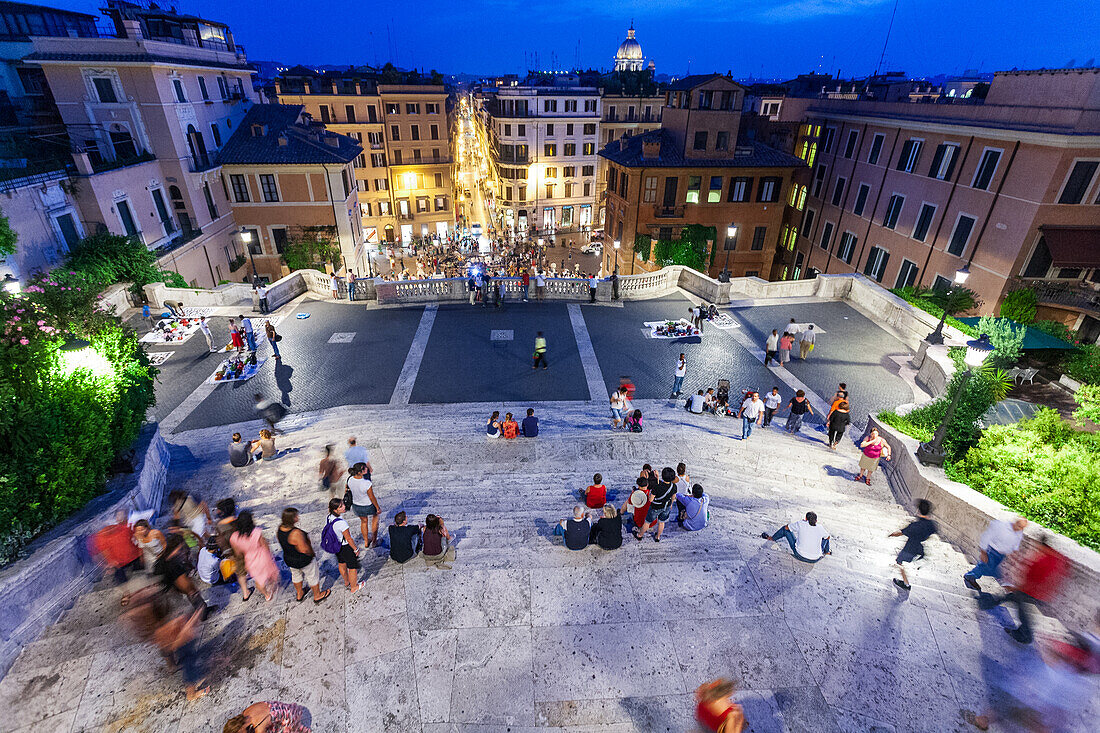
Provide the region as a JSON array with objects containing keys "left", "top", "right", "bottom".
[
  {"left": 320, "top": 515, "right": 342, "bottom": 555},
  {"left": 342, "top": 477, "right": 355, "bottom": 512}
]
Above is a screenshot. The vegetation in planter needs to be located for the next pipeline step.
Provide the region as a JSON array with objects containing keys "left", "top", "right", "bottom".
[{"left": 998, "top": 288, "right": 1038, "bottom": 324}]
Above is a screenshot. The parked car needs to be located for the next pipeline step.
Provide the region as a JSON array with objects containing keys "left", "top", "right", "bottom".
[{"left": 471, "top": 223, "right": 482, "bottom": 236}]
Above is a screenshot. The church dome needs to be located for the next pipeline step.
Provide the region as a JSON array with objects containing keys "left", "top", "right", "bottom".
[{"left": 614, "top": 25, "right": 644, "bottom": 71}]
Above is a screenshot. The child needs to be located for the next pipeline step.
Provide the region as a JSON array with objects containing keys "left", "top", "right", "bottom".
[
  {"left": 695, "top": 679, "right": 747, "bottom": 733},
  {"left": 584, "top": 473, "right": 607, "bottom": 508},
  {"left": 625, "top": 409, "right": 643, "bottom": 432},
  {"left": 196, "top": 537, "right": 224, "bottom": 586}
]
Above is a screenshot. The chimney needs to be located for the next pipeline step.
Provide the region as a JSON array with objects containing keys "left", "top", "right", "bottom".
[
  {"left": 642, "top": 139, "right": 661, "bottom": 159},
  {"left": 273, "top": 79, "right": 282, "bottom": 94},
  {"left": 119, "top": 19, "right": 142, "bottom": 40},
  {"left": 277, "top": 135, "right": 288, "bottom": 147},
  {"left": 251, "top": 124, "right": 267, "bottom": 137}
]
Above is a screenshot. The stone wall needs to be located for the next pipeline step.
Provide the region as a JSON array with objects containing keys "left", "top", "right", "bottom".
[
  {"left": 869, "top": 416, "right": 1100, "bottom": 631},
  {"left": 144, "top": 281, "right": 254, "bottom": 309},
  {"left": 98, "top": 282, "right": 134, "bottom": 316},
  {"left": 0, "top": 426, "right": 170, "bottom": 678}
]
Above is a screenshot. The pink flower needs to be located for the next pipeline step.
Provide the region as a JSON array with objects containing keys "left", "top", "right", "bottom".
[
  {"left": 18, "top": 338, "right": 27, "bottom": 345},
  {"left": 36, "top": 320, "right": 44, "bottom": 326},
  {"left": 16, "top": 327, "right": 21, "bottom": 331},
  {"left": 11, "top": 316, "right": 18, "bottom": 321}
]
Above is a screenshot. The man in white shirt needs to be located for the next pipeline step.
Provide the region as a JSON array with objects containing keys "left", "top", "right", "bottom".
[
  {"left": 762, "top": 512, "right": 831, "bottom": 563},
  {"left": 762, "top": 387, "right": 783, "bottom": 427},
  {"left": 686, "top": 390, "right": 706, "bottom": 414},
  {"left": 197, "top": 316, "right": 215, "bottom": 352},
  {"left": 239, "top": 314, "right": 256, "bottom": 351},
  {"left": 964, "top": 517, "right": 1028, "bottom": 591},
  {"left": 535, "top": 270, "right": 546, "bottom": 301},
  {"left": 256, "top": 283, "right": 269, "bottom": 314},
  {"left": 799, "top": 325, "right": 816, "bottom": 360},
  {"left": 344, "top": 436, "right": 371, "bottom": 475},
  {"left": 738, "top": 391, "right": 765, "bottom": 439},
  {"left": 672, "top": 353, "right": 687, "bottom": 397},
  {"left": 764, "top": 329, "right": 780, "bottom": 366},
  {"left": 589, "top": 274, "right": 598, "bottom": 303}
]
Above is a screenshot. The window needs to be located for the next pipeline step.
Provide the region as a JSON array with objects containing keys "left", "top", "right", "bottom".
[
  {"left": 544, "top": 99, "right": 557, "bottom": 112},
  {"left": 341, "top": 169, "right": 350, "bottom": 199},
  {"left": 151, "top": 188, "right": 173, "bottom": 233},
  {"left": 366, "top": 105, "right": 378, "bottom": 123},
  {"left": 883, "top": 194, "right": 904, "bottom": 229},
  {"left": 389, "top": 125, "right": 400, "bottom": 141},
  {"left": 216, "top": 76, "right": 228, "bottom": 100},
  {"left": 546, "top": 123, "right": 555, "bottom": 136},
  {"left": 386, "top": 103, "right": 399, "bottom": 115},
  {"left": 93, "top": 77, "right": 117, "bottom": 103},
  {"left": 518, "top": 124, "right": 526, "bottom": 136},
  {"left": 426, "top": 103, "right": 438, "bottom": 114},
  {"left": 643, "top": 176, "right": 657, "bottom": 203},
  {"left": 851, "top": 183, "right": 870, "bottom": 217},
  {"left": 802, "top": 208, "right": 815, "bottom": 235},
  {"left": 344, "top": 104, "right": 356, "bottom": 123},
  {"left": 693, "top": 131, "right": 707, "bottom": 150},
  {"left": 430, "top": 124, "right": 438, "bottom": 140},
  {"left": 582, "top": 165, "right": 594, "bottom": 176},
  {"left": 544, "top": 144, "right": 556, "bottom": 157},
  {"left": 272, "top": 227, "right": 288, "bottom": 254},
  {"left": 544, "top": 184, "right": 554, "bottom": 198},
  {"left": 707, "top": 176, "right": 723, "bottom": 203},
  {"left": 565, "top": 99, "right": 577, "bottom": 112},
  {"left": 822, "top": 127, "right": 835, "bottom": 153},
  {"left": 203, "top": 182, "right": 218, "bottom": 220},
  {"left": 172, "top": 78, "right": 186, "bottom": 103},
  {"left": 230, "top": 174, "right": 250, "bottom": 203},
  {"left": 583, "top": 182, "right": 591, "bottom": 196},
  {"left": 356, "top": 154, "right": 366, "bottom": 168},
  {"left": 368, "top": 131, "right": 382, "bottom": 147},
  {"left": 716, "top": 131, "right": 729, "bottom": 151},
  {"left": 896, "top": 139, "right": 923, "bottom": 172},
  {"left": 947, "top": 214, "right": 976, "bottom": 256},
  {"left": 260, "top": 174, "right": 279, "bottom": 202},
  {"left": 728, "top": 177, "right": 752, "bottom": 203},
  {"left": 563, "top": 166, "right": 575, "bottom": 177},
  {"left": 698, "top": 90, "right": 713, "bottom": 109},
  {"left": 583, "top": 143, "right": 595, "bottom": 155},
  {"left": 912, "top": 203, "right": 936, "bottom": 241},
  {"left": 411, "top": 124, "right": 420, "bottom": 141},
  {"left": 1058, "top": 160, "right": 1099, "bottom": 204},
  {"left": 566, "top": 123, "right": 574, "bottom": 136},
  {"left": 686, "top": 176, "right": 701, "bottom": 204},
  {"left": 837, "top": 231, "right": 857, "bottom": 263},
  {"left": 831, "top": 177, "right": 846, "bottom": 207},
  {"left": 928, "top": 143, "right": 960, "bottom": 180},
  {"left": 210, "top": 123, "right": 222, "bottom": 147},
  {"left": 416, "top": 197, "right": 428, "bottom": 213},
  {"left": 811, "top": 165, "right": 827, "bottom": 197},
  {"left": 371, "top": 153, "right": 386, "bottom": 167},
  {"left": 375, "top": 178, "right": 388, "bottom": 191},
  {"left": 434, "top": 172, "right": 443, "bottom": 188},
  {"left": 758, "top": 177, "right": 780, "bottom": 202},
  {"left": 867, "top": 133, "right": 885, "bottom": 164},
  {"left": 116, "top": 199, "right": 138, "bottom": 236},
  {"left": 818, "top": 221, "right": 834, "bottom": 250},
  {"left": 198, "top": 76, "right": 209, "bottom": 100},
  {"left": 790, "top": 184, "right": 807, "bottom": 210},
  {"left": 562, "top": 182, "right": 572, "bottom": 197},
  {"left": 318, "top": 105, "right": 330, "bottom": 123},
  {"left": 895, "top": 259, "right": 919, "bottom": 289},
  {"left": 972, "top": 149, "right": 1002, "bottom": 190},
  {"left": 564, "top": 143, "right": 575, "bottom": 156},
  {"left": 584, "top": 100, "right": 596, "bottom": 112},
  {"left": 583, "top": 123, "right": 596, "bottom": 135},
  {"left": 435, "top": 196, "right": 446, "bottom": 211},
  {"left": 863, "top": 246, "right": 890, "bottom": 282},
  {"left": 843, "top": 130, "right": 858, "bottom": 158},
  {"left": 932, "top": 275, "right": 953, "bottom": 291},
  {"left": 751, "top": 226, "right": 767, "bottom": 250},
  {"left": 406, "top": 103, "right": 419, "bottom": 114}
]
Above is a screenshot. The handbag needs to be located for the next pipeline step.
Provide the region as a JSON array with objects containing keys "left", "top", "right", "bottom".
[
  {"left": 343, "top": 477, "right": 355, "bottom": 510},
  {"left": 273, "top": 334, "right": 282, "bottom": 343}
]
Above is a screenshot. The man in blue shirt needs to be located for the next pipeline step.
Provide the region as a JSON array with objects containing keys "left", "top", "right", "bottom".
[
  {"left": 345, "top": 437, "right": 371, "bottom": 476},
  {"left": 521, "top": 408, "right": 539, "bottom": 437},
  {"left": 676, "top": 483, "right": 709, "bottom": 531}
]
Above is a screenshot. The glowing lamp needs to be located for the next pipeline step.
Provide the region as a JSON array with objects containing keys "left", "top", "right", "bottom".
[
  {"left": 963, "top": 334, "right": 993, "bottom": 369},
  {"left": 613, "top": 240, "right": 621, "bottom": 250},
  {"left": 2, "top": 274, "right": 19, "bottom": 294},
  {"left": 726, "top": 225, "right": 738, "bottom": 238},
  {"left": 954, "top": 266, "right": 970, "bottom": 285},
  {"left": 240, "top": 229, "right": 253, "bottom": 243},
  {"left": 403, "top": 172, "right": 418, "bottom": 189},
  {"left": 59, "top": 338, "right": 114, "bottom": 377}
]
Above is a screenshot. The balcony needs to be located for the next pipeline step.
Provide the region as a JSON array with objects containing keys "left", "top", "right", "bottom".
[
  {"left": 188, "top": 152, "right": 218, "bottom": 172},
  {"left": 1028, "top": 280, "right": 1100, "bottom": 316},
  {"left": 653, "top": 204, "right": 685, "bottom": 219},
  {"left": 90, "top": 150, "right": 156, "bottom": 174}
]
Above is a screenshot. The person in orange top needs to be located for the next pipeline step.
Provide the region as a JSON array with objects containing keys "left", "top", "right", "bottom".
[
  {"left": 501, "top": 412, "right": 519, "bottom": 439},
  {"left": 584, "top": 473, "right": 607, "bottom": 508},
  {"left": 695, "top": 679, "right": 747, "bottom": 732},
  {"left": 88, "top": 510, "right": 142, "bottom": 584}
]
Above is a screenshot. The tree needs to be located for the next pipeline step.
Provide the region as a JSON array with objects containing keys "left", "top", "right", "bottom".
[
  {"left": 923, "top": 284, "right": 980, "bottom": 317},
  {"left": 0, "top": 206, "right": 16, "bottom": 258},
  {"left": 977, "top": 315, "right": 1025, "bottom": 369},
  {"left": 64, "top": 232, "right": 182, "bottom": 290},
  {"left": 430, "top": 69, "right": 444, "bottom": 85},
  {"left": 282, "top": 228, "right": 341, "bottom": 272}
]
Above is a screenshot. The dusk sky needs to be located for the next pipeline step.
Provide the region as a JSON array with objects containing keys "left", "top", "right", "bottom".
[{"left": 53, "top": 0, "right": 1099, "bottom": 79}]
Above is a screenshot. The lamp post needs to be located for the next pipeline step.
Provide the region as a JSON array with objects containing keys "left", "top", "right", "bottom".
[
  {"left": 2, "top": 274, "right": 20, "bottom": 294},
  {"left": 240, "top": 228, "right": 259, "bottom": 288},
  {"left": 612, "top": 239, "right": 621, "bottom": 299},
  {"left": 915, "top": 333, "right": 993, "bottom": 467},
  {"left": 720, "top": 224, "right": 737, "bottom": 282},
  {"left": 926, "top": 266, "right": 970, "bottom": 345}
]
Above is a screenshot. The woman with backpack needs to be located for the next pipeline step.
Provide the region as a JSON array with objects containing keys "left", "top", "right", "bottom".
[
  {"left": 277, "top": 508, "right": 329, "bottom": 604},
  {"left": 322, "top": 497, "right": 364, "bottom": 592},
  {"left": 625, "top": 409, "right": 643, "bottom": 432}
]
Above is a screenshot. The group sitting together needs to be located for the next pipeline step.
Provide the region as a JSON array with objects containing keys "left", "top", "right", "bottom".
[
  {"left": 556, "top": 463, "right": 711, "bottom": 550},
  {"left": 486, "top": 408, "right": 540, "bottom": 438}
]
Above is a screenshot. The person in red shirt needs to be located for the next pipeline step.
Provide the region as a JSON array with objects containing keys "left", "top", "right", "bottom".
[
  {"left": 979, "top": 535, "right": 1069, "bottom": 644},
  {"left": 584, "top": 473, "right": 607, "bottom": 508},
  {"left": 620, "top": 477, "right": 651, "bottom": 532},
  {"left": 695, "top": 678, "right": 746, "bottom": 732},
  {"left": 88, "top": 510, "right": 143, "bottom": 584}
]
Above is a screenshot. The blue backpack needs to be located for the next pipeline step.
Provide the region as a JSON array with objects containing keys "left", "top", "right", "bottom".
[{"left": 320, "top": 515, "right": 342, "bottom": 555}]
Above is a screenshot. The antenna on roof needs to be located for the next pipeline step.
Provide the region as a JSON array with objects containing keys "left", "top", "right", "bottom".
[{"left": 875, "top": 0, "right": 900, "bottom": 76}]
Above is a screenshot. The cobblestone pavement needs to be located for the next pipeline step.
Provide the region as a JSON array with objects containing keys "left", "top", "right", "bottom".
[{"left": 4, "top": 401, "right": 1096, "bottom": 732}]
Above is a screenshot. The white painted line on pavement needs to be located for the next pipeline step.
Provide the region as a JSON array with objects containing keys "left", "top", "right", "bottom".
[
  {"left": 389, "top": 304, "right": 437, "bottom": 406},
  {"left": 568, "top": 303, "right": 608, "bottom": 402},
  {"left": 724, "top": 316, "right": 831, "bottom": 418}
]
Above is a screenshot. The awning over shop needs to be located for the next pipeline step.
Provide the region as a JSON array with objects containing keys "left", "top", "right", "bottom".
[{"left": 1040, "top": 226, "right": 1100, "bottom": 268}]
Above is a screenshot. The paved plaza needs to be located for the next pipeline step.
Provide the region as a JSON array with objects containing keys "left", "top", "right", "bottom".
[{"left": 3, "top": 292, "right": 1096, "bottom": 732}]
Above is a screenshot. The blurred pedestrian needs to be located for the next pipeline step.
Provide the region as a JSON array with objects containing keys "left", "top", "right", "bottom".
[
  {"left": 230, "top": 510, "right": 278, "bottom": 602},
  {"left": 123, "top": 587, "right": 208, "bottom": 701},
  {"left": 890, "top": 499, "right": 937, "bottom": 592},
  {"left": 88, "top": 510, "right": 142, "bottom": 585},
  {"left": 318, "top": 444, "right": 342, "bottom": 492},
  {"left": 964, "top": 517, "right": 1028, "bottom": 592},
  {"left": 214, "top": 498, "right": 251, "bottom": 599},
  {"left": 979, "top": 535, "right": 1069, "bottom": 644},
  {"left": 344, "top": 436, "right": 371, "bottom": 475},
  {"left": 533, "top": 331, "right": 548, "bottom": 370},
  {"left": 132, "top": 519, "right": 166, "bottom": 571},
  {"left": 694, "top": 678, "right": 747, "bottom": 732},
  {"left": 254, "top": 393, "right": 287, "bottom": 434},
  {"left": 223, "top": 701, "right": 312, "bottom": 733}
]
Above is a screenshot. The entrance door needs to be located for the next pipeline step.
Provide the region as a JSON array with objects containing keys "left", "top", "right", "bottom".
[
  {"left": 54, "top": 213, "right": 80, "bottom": 249},
  {"left": 542, "top": 206, "right": 554, "bottom": 231},
  {"left": 400, "top": 224, "right": 413, "bottom": 243}
]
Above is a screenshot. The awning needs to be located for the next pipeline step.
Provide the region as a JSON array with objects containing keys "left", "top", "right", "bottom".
[{"left": 1040, "top": 226, "right": 1100, "bottom": 268}]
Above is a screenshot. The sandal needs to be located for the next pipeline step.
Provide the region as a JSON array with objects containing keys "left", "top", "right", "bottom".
[
  {"left": 962, "top": 710, "right": 989, "bottom": 731},
  {"left": 295, "top": 592, "right": 306, "bottom": 603},
  {"left": 241, "top": 590, "right": 252, "bottom": 602},
  {"left": 313, "top": 589, "right": 331, "bottom": 604}
]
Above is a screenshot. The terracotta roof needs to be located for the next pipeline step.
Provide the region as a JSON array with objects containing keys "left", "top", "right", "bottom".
[
  {"left": 667, "top": 73, "right": 730, "bottom": 91},
  {"left": 597, "top": 128, "right": 805, "bottom": 169},
  {"left": 215, "top": 104, "right": 361, "bottom": 166}
]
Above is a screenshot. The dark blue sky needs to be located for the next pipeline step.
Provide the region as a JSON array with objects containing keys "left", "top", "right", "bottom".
[{"left": 55, "top": 0, "right": 1098, "bottom": 79}]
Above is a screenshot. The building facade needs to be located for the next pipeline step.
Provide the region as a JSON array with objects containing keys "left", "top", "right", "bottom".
[
  {"left": 600, "top": 74, "right": 806, "bottom": 279},
  {"left": 273, "top": 70, "right": 454, "bottom": 252},
  {"left": 789, "top": 67, "right": 1100, "bottom": 340}
]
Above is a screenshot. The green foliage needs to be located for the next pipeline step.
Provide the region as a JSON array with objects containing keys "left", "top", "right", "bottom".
[
  {"left": 877, "top": 410, "right": 934, "bottom": 442},
  {"left": 282, "top": 228, "right": 342, "bottom": 272},
  {"left": 946, "top": 408, "right": 1100, "bottom": 551},
  {"left": 0, "top": 206, "right": 16, "bottom": 257},
  {"left": 998, "top": 288, "right": 1038, "bottom": 324},
  {"left": 1063, "top": 344, "right": 1100, "bottom": 385},
  {"left": 648, "top": 225, "right": 717, "bottom": 273},
  {"left": 1030, "top": 319, "right": 1078, "bottom": 344},
  {"left": 977, "top": 315, "right": 1024, "bottom": 369},
  {"left": 1074, "top": 383, "right": 1100, "bottom": 426},
  {"left": 0, "top": 274, "right": 154, "bottom": 564},
  {"left": 890, "top": 286, "right": 978, "bottom": 336},
  {"left": 63, "top": 232, "right": 181, "bottom": 289},
  {"left": 634, "top": 234, "right": 651, "bottom": 262}
]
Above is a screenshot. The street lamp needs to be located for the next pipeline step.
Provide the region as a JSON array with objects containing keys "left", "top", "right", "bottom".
[
  {"left": 720, "top": 224, "right": 738, "bottom": 282},
  {"left": 240, "top": 228, "right": 259, "bottom": 289},
  {"left": 915, "top": 333, "right": 993, "bottom": 467},
  {"left": 612, "top": 240, "right": 621, "bottom": 299},
  {"left": 2, "top": 274, "right": 20, "bottom": 294},
  {"left": 925, "top": 266, "right": 971, "bottom": 345}
]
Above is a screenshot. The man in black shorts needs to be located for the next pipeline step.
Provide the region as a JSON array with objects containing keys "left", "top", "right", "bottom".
[
  {"left": 634, "top": 466, "right": 677, "bottom": 543},
  {"left": 889, "top": 499, "right": 937, "bottom": 592}
]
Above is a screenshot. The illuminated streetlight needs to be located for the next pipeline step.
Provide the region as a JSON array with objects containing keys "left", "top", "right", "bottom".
[
  {"left": 240, "top": 228, "right": 259, "bottom": 288},
  {"left": 916, "top": 334, "right": 993, "bottom": 466},
  {"left": 59, "top": 337, "right": 114, "bottom": 377},
  {"left": 926, "top": 265, "right": 973, "bottom": 344},
  {"left": 720, "top": 223, "right": 738, "bottom": 281},
  {"left": 2, "top": 274, "right": 19, "bottom": 294}
]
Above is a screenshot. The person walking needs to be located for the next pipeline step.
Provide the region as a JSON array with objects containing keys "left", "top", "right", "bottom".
[
  {"left": 764, "top": 329, "right": 779, "bottom": 366},
  {"left": 963, "top": 517, "right": 1029, "bottom": 592},
  {"left": 198, "top": 316, "right": 216, "bottom": 352},
  {"left": 330, "top": 272, "right": 339, "bottom": 299},
  {"left": 889, "top": 499, "right": 937, "bottom": 592},
  {"left": 256, "top": 283, "right": 269, "bottom": 314},
  {"left": 276, "top": 508, "right": 329, "bottom": 604},
  {"left": 610, "top": 389, "right": 625, "bottom": 430},
  {"left": 265, "top": 320, "right": 280, "bottom": 360},
  {"left": 855, "top": 427, "right": 890, "bottom": 484},
  {"left": 782, "top": 390, "right": 813, "bottom": 433},
  {"left": 346, "top": 462, "right": 380, "bottom": 548},
  {"left": 589, "top": 274, "right": 598, "bottom": 303},
  {"left": 799, "top": 324, "right": 816, "bottom": 360},
  {"left": 762, "top": 387, "right": 782, "bottom": 427},
  {"left": 229, "top": 510, "right": 278, "bottom": 602},
  {"left": 738, "top": 391, "right": 765, "bottom": 439},
  {"left": 254, "top": 393, "right": 287, "bottom": 434},
  {"left": 533, "top": 331, "right": 548, "bottom": 370},
  {"left": 777, "top": 332, "right": 793, "bottom": 367},
  {"left": 239, "top": 315, "right": 257, "bottom": 352},
  {"left": 826, "top": 399, "right": 850, "bottom": 449},
  {"left": 672, "top": 353, "right": 687, "bottom": 397},
  {"left": 521, "top": 269, "right": 530, "bottom": 301},
  {"left": 977, "top": 535, "right": 1069, "bottom": 643}
]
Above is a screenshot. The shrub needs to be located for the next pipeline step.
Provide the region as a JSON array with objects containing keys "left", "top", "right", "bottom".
[
  {"left": 878, "top": 410, "right": 934, "bottom": 442},
  {"left": 998, "top": 288, "right": 1038, "bottom": 324},
  {"left": 890, "top": 286, "right": 978, "bottom": 336},
  {"left": 947, "top": 408, "right": 1100, "bottom": 551},
  {"left": 977, "top": 315, "right": 1025, "bottom": 369},
  {"left": 1063, "top": 344, "right": 1100, "bottom": 385},
  {"left": 1030, "top": 319, "right": 1078, "bottom": 344},
  {"left": 282, "top": 227, "right": 342, "bottom": 272},
  {"left": 64, "top": 232, "right": 182, "bottom": 290},
  {"left": 1074, "top": 383, "right": 1100, "bottom": 426}
]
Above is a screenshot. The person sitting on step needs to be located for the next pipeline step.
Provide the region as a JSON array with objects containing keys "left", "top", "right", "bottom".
[{"left": 761, "top": 511, "right": 832, "bottom": 563}]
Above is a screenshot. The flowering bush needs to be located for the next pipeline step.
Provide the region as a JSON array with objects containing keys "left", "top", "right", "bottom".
[{"left": 1063, "top": 344, "right": 1100, "bottom": 385}]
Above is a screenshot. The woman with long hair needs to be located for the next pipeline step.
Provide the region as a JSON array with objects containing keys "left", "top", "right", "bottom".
[{"left": 229, "top": 510, "right": 278, "bottom": 601}]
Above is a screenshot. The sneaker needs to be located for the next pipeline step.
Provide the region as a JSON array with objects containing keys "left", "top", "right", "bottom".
[
  {"left": 963, "top": 576, "right": 982, "bottom": 592},
  {"left": 653, "top": 535, "right": 661, "bottom": 543},
  {"left": 893, "top": 578, "right": 911, "bottom": 591},
  {"left": 760, "top": 532, "right": 771, "bottom": 540}
]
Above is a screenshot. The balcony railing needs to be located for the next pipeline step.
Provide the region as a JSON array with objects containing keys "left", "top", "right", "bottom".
[
  {"left": 90, "top": 151, "right": 156, "bottom": 174},
  {"left": 1027, "top": 280, "right": 1100, "bottom": 316},
  {"left": 189, "top": 153, "right": 218, "bottom": 172},
  {"left": 653, "top": 204, "right": 685, "bottom": 219}
]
